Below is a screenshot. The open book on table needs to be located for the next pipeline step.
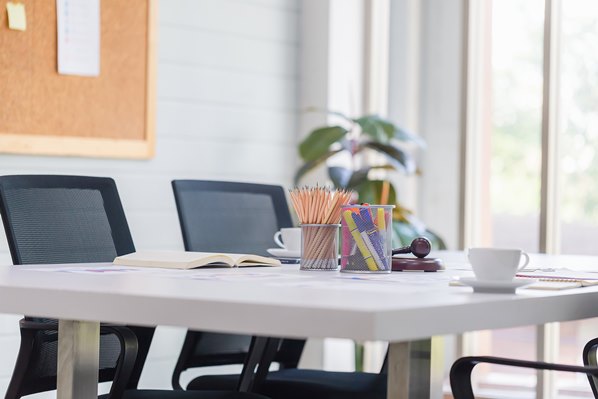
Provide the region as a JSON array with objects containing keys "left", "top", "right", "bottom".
[
  {"left": 113, "top": 251, "right": 281, "bottom": 269},
  {"left": 516, "top": 269, "right": 598, "bottom": 290}
]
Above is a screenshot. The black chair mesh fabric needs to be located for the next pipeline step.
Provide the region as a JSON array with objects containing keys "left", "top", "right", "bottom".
[
  {"left": 191, "top": 333, "right": 252, "bottom": 365},
  {"left": 174, "top": 186, "right": 281, "bottom": 368},
  {"left": 31, "top": 330, "right": 121, "bottom": 378},
  {"left": 177, "top": 190, "right": 278, "bottom": 257},
  {"left": 4, "top": 187, "right": 117, "bottom": 264},
  {"left": 1, "top": 184, "right": 123, "bottom": 389}
]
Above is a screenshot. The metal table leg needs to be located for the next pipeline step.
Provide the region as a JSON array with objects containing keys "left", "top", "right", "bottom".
[
  {"left": 387, "top": 337, "right": 445, "bottom": 399},
  {"left": 57, "top": 320, "right": 100, "bottom": 399}
]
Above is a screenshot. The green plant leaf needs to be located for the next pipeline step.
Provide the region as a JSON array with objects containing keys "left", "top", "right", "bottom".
[
  {"left": 354, "top": 116, "right": 389, "bottom": 143},
  {"left": 423, "top": 228, "right": 447, "bottom": 250},
  {"left": 355, "top": 115, "right": 425, "bottom": 147},
  {"left": 299, "top": 126, "right": 348, "bottom": 162},
  {"left": 293, "top": 149, "right": 343, "bottom": 184},
  {"left": 328, "top": 166, "right": 352, "bottom": 188},
  {"left": 295, "top": 111, "right": 444, "bottom": 250},
  {"left": 351, "top": 179, "right": 447, "bottom": 249},
  {"left": 392, "top": 220, "right": 420, "bottom": 247},
  {"left": 346, "top": 165, "right": 396, "bottom": 189},
  {"left": 347, "top": 168, "right": 370, "bottom": 189},
  {"left": 354, "top": 180, "right": 397, "bottom": 205},
  {"left": 391, "top": 215, "right": 447, "bottom": 250},
  {"left": 375, "top": 117, "right": 424, "bottom": 147},
  {"left": 392, "top": 125, "right": 426, "bottom": 147},
  {"left": 363, "top": 142, "right": 416, "bottom": 173}
]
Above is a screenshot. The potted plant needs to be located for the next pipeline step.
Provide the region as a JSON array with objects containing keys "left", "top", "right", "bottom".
[{"left": 295, "top": 111, "right": 445, "bottom": 250}]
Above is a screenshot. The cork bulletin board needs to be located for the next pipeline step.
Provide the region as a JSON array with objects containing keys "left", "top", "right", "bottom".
[{"left": 0, "top": 0, "right": 156, "bottom": 159}]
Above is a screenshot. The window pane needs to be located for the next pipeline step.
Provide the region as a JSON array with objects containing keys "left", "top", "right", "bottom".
[
  {"left": 472, "top": 327, "right": 537, "bottom": 398},
  {"left": 489, "top": 0, "right": 544, "bottom": 252},
  {"left": 472, "top": 0, "right": 544, "bottom": 397},
  {"left": 556, "top": 2, "right": 598, "bottom": 397},
  {"left": 559, "top": 0, "right": 598, "bottom": 256},
  {"left": 556, "top": 319, "right": 598, "bottom": 398}
]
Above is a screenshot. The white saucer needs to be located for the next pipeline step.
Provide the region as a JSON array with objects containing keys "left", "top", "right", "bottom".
[
  {"left": 458, "top": 277, "right": 532, "bottom": 294},
  {"left": 267, "top": 248, "right": 300, "bottom": 259}
]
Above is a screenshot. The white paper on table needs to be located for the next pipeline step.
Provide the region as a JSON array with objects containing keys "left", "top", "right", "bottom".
[
  {"left": 26, "top": 265, "right": 144, "bottom": 274},
  {"left": 56, "top": 0, "right": 100, "bottom": 77}
]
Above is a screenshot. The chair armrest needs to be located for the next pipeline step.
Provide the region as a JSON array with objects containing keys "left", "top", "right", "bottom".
[
  {"left": 103, "top": 325, "right": 139, "bottom": 399},
  {"left": 19, "top": 319, "right": 59, "bottom": 330},
  {"left": 20, "top": 318, "right": 132, "bottom": 335},
  {"left": 450, "top": 356, "right": 598, "bottom": 399},
  {"left": 583, "top": 337, "right": 598, "bottom": 398},
  {"left": 18, "top": 318, "right": 139, "bottom": 399}
]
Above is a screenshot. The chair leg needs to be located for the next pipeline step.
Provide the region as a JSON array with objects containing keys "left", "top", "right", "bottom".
[
  {"left": 583, "top": 337, "right": 598, "bottom": 398},
  {"left": 238, "top": 337, "right": 269, "bottom": 392},
  {"left": 449, "top": 357, "right": 477, "bottom": 399},
  {"left": 171, "top": 330, "right": 202, "bottom": 390},
  {"left": 6, "top": 328, "right": 37, "bottom": 399},
  {"left": 253, "top": 338, "right": 281, "bottom": 393}
]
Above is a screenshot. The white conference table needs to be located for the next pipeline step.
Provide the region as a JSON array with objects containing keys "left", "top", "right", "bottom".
[{"left": 1, "top": 251, "right": 598, "bottom": 399}]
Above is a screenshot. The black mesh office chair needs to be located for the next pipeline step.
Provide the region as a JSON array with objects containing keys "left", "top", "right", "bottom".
[
  {"left": 450, "top": 336, "right": 598, "bottom": 398},
  {"left": 0, "top": 175, "right": 270, "bottom": 399},
  {"left": 171, "top": 180, "right": 305, "bottom": 385},
  {"left": 450, "top": 355, "right": 598, "bottom": 398},
  {"left": 172, "top": 180, "right": 387, "bottom": 399}
]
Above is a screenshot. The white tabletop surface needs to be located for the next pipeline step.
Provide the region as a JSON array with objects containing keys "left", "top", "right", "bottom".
[{"left": 1, "top": 251, "right": 598, "bottom": 343}]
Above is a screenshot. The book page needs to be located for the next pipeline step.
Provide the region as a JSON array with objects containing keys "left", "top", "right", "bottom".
[
  {"left": 113, "top": 251, "right": 234, "bottom": 269},
  {"left": 227, "top": 253, "right": 280, "bottom": 267}
]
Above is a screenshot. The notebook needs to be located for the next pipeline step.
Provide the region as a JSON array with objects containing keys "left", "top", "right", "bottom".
[
  {"left": 113, "top": 251, "right": 281, "bottom": 269},
  {"left": 516, "top": 270, "right": 598, "bottom": 290}
]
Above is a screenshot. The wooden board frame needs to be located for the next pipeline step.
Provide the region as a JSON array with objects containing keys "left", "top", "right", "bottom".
[{"left": 0, "top": 0, "right": 156, "bottom": 159}]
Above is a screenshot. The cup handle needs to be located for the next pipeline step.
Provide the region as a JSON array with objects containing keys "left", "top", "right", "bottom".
[
  {"left": 517, "top": 251, "right": 530, "bottom": 272},
  {"left": 274, "top": 232, "right": 285, "bottom": 249}
]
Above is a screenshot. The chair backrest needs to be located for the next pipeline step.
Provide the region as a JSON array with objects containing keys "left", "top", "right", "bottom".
[
  {"left": 171, "top": 180, "right": 305, "bottom": 389},
  {"left": 0, "top": 175, "right": 154, "bottom": 395},
  {"left": 172, "top": 180, "right": 293, "bottom": 257}
]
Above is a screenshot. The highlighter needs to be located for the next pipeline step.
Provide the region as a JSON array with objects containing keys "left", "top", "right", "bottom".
[
  {"left": 341, "top": 218, "right": 352, "bottom": 268},
  {"left": 376, "top": 207, "right": 387, "bottom": 249},
  {"left": 376, "top": 207, "right": 385, "bottom": 230},
  {"left": 342, "top": 210, "right": 378, "bottom": 271}
]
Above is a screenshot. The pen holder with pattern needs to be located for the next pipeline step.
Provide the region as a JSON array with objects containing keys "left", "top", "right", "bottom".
[
  {"left": 340, "top": 205, "right": 394, "bottom": 273},
  {"left": 300, "top": 224, "right": 340, "bottom": 271}
]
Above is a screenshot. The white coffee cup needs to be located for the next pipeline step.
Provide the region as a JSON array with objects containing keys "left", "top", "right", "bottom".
[
  {"left": 273, "top": 227, "right": 301, "bottom": 252},
  {"left": 468, "top": 247, "right": 530, "bottom": 282}
]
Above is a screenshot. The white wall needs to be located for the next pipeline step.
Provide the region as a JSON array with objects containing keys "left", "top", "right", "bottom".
[{"left": 0, "top": 0, "right": 301, "bottom": 395}]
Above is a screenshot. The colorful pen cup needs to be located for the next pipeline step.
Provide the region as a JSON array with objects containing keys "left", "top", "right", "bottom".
[
  {"left": 300, "top": 224, "right": 340, "bottom": 271},
  {"left": 340, "top": 205, "right": 395, "bottom": 273}
]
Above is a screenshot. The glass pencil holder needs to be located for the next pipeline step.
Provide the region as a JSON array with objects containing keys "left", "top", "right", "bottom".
[
  {"left": 340, "top": 205, "right": 395, "bottom": 273},
  {"left": 300, "top": 224, "right": 340, "bottom": 271}
]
